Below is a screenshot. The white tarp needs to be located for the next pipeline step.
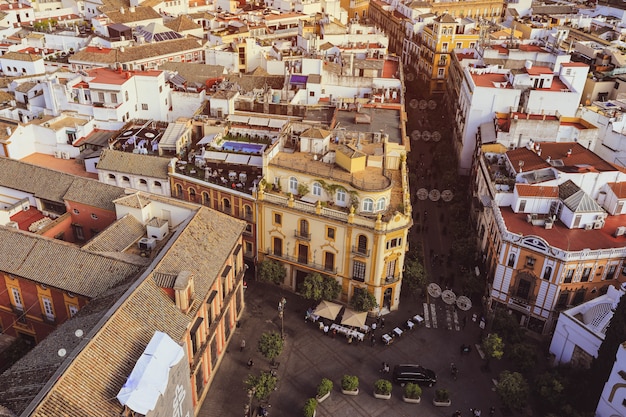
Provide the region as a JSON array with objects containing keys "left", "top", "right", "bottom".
[
  {"left": 117, "top": 331, "right": 184, "bottom": 415},
  {"left": 198, "top": 134, "right": 218, "bottom": 146},
  {"left": 225, "top": 154, "right": 250, "bottom": 164},
  {"left": 248, "top": 156, "right": 263, "bottom": 167},
  {"left": 203, "top": 151, "right": 228, "bottom": 161}
]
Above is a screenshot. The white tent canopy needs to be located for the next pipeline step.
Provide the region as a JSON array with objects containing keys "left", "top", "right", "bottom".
[{"left": 117, "top": 331, "right": 184, "bottom": 415}]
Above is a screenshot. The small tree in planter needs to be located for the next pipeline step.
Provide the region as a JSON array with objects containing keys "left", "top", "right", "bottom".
[
  {"left": 303, "top": 398, "right": 317, "bottom": 417},
  {"left": 341, "top": 375, "right": 359, "bottom": 395},
  {"left": 433, "top": 388, "right": 451, "bottom": 406},
  {"left": 316, "top": 378, "right": 333, "bottom": 402},
  {"left": 258, "top": 331, "right": 284, "bottom": 365},
  {"left": 258, "top": 259, "right": 286, "bottom": 285},
  {"left": 373, "top": 379, "right": 392, "bottom": 399},
  {"left": 403, "top": 383, "right": 422, "bottom": 404}
]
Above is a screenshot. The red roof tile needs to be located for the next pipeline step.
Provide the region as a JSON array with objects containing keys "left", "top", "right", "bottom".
[
  {"left": 608, "top": 182, "right": 626, "bottom": 199},
  {"left": 515, "top": 184, "right": 559, "bottom": 197}
]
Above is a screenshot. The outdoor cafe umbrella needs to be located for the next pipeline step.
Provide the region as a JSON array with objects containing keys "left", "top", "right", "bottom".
[
  {"left": 341, "top": 309, "right": 368, "bottom": 329},
  {"left": 442, "top": 289, "right": 457, "bottom": 305},
  {"left": 313, "top": 300, "right": 342, "bottom": 321}
]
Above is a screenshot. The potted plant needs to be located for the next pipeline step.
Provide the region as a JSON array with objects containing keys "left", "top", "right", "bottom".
[
  {"left": 402, "top": 383, "right": 422, "bottom": 404},
  {"left": 303, "top": 398, "right": 317, "bottom": 417},
  {"left": 316, "top": 378, "right": 333, "bottom": 403},
  {"left": 433, "top": 388, "right": 451, "bottom": 407},
  {"left": 373, "top": 379, "right": 392, "bottom": 400},
  {"left": 341, "top": 375, "right": 359, "bottom": 395}
]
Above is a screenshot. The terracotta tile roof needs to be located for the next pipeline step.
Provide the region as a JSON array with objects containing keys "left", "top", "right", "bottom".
[
  {"left": 113, "top": 192, "right": 152, "bottom": 209},
  {"left": 0, "top": 280, "right": 135, "bottom": 415},
  {"left": 63, "top": 177, "right": 126, "bottom": 211},
  {"left": 103, "top": 6, "right": 161, "bottom": 24},
  {"left": 608, "top": 182, "right": 626, "bottom": 199},
  {"left": 70, "top": 38, "right": 205, "bottom": 65},
  {"left": 515, "top": 184, "right": 558, "bottom": 198},
  {"left": 0, "top": 228, "right": 143, "bottom": 297},
  {"left": 500, "top": 206, "right": 626, "bottom": 251},
  {"left": 164, "top": 15, "right": 201, "bottom": 32},
  {"left": 97, "top": 149, "right": 170, "bottom": 179},
  {"left": 0, "top": 157, "right": 119, "bottom": 208},
  {"left": 9, "top": 207, "right": 245, "bottom": 416},
  {"left": 507, "top": 142, "right": 617, "bottom": 174},
  {"left": 83, "top": 213, "right": 145, "bottom": 253},
  {"left": 0, "top": 51, "right": 42, "bottom": 62}
]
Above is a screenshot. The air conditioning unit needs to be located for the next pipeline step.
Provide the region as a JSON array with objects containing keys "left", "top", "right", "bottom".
[
  {"left": 41, "top": 211, "right": 50, "bottom": 217},
  {"left": 584, "top": 223, "right": 593, "bottom": 230},
  {"left": 545, "top": 219, "right": 553, "bottom": 229},
  {"left": 62, "top": 152, "right": 70, "bottom": 159},
  {"left": 5, "top": 221, "right": 18, "bottom": 229},
  {"left": 138, "top": 237, "right": 157, "bottom": 251},
  {"left": 614, "top": 226, "right": 626, "bottom": 237},
  {"left": 594, "top": 220, "right": 605, "bottom": 229},
  {"left": 54, "top": 150, "right": 62, "bottom": 158}
]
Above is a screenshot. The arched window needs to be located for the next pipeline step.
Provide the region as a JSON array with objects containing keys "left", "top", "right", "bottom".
[
  {"left": 154, "top": 181, "right": 162, "bottom": 187},
  {"left": 189, "top": 188, "right": 196, "bottom": 201},
  {"left": 244, "top": 204, "right": 253, "bottom": 219},
  {"left": 376, "top": 197, "right": 386, "bottom": 212},
  {"left": 175, "top": 184, "right": 183, "bottom": 196},
  {"left": 299, "top": 219, "right": 309, "bottom": 238},
  {"left": 289, "top": 176, "right": 298, "bottom": 194},
  {"left": 336, "top": 189, "right": 346, "bottom": 205},
  {"left": 222, "top": 198, "right": 231, "bottom": 214},
  {"left": 508, "top": 253, "right": 516, "bottom": 267},
  {"left": 312, "top": 182, "right": 322, "bottom": 196},
  {"left": 357, "top": 235, "right": 368, "bottom": 254},
  {"left": 121, "top": 176, "right": 130, "bottom": 184},
  {"left": 202, "top": 192, "right": 210, "bottom": 206},
  {"left": 107, "top": 173, "right": 115, "bottom": 180},
  {"left": 363, "top": 198, "right": 373, "bottom": 212}
]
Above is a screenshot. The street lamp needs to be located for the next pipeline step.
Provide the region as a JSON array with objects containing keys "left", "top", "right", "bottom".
[{"left": 278, "top": 297, "right": 286, "bottom": 339}]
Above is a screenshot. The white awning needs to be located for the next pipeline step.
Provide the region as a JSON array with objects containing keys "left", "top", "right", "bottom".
[
  {"left": 269, "top": 119, "right": 287, "bottom": 129},
  {"left": 225, "top": 153, "right": 250, "bottom": 164},
  {"left": 248, "top": 156, "right": 263, "bottom": 167},
  {"left": 248, "top": 117, "right": 270, "bottom": 126},
  {"left": 228, "top": 115, "right": 249, "bottom": 124},
  {"left": 117, "top": 332, "right": 184, "bottom": 415},
  {"left": 198, "top": 134, "right": 217, "bottom": 145},
  {"left": 203, "top": 151, "right": 227, "bottom": 161}
]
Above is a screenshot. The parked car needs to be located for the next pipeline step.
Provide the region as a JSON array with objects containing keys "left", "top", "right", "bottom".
[{"left": 392, "top": 364, "right": 437, "bottom": 387}]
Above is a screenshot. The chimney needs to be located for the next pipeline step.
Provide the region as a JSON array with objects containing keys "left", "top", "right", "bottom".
[
  {"left": 5, "top": 126, "right": 12, "bottom": 136},
  {"left": 129, "top": 6, "right": 135, "bottom": 12},
  {"left": 120, "top": 6, "right": 124, "bottom": 14},
  {"left": 546, "top": 156, "right": 551, "bottom": 163},
  {"left": 567, "top": 148, "right": 572, "bottom": 157},
  {"left": 173, "top": 271, "right": 195, "bottom": 314}
]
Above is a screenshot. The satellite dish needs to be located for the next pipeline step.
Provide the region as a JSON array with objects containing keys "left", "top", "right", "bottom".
[
  {"left": 75, "top": 329, "right": 84, "bottom": 338},
  {"left": 58, "top": 348, "right": 67, "bottom": 357}
]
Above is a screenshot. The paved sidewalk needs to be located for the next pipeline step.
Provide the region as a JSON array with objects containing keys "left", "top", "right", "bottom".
[{"left": 199, "top": 280, "right": 505, "bottom": 417}]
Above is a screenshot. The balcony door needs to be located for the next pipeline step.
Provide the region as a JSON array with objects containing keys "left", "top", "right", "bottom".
[{"left": 298, "top": 244, "right": 308, "bottom": 264}]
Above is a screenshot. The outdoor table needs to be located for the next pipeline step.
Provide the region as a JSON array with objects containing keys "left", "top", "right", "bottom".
[
  {"left": 361, "top": 324, "right": 370, "bottom": 333},
  {"left": 406, "top": 320, "right": 415, "bottom": 330},
  {"left": 393, "top": 327, "right": 403, "bottom": 337},
  {"left": 413, "top": 314, "right": 424, "bottom": 326},
  {"left": 381, "top": 333, "right": 393, "bottom": 345}
]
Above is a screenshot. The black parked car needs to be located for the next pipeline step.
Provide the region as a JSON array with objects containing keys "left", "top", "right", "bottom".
[{"left": 392, "top": 364, "right": 437, "bottom": 387}]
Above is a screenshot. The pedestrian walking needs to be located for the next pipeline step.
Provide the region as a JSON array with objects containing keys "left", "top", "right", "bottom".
[
  {"left": 489, "top": 406, "right": 496, "bottom": 416},
  {"left": 247, "top": 358, "right": 254, "bottom": 368},
  {"left": 381, "top": 317, "right": 385, "bottom": 329},
  {"left": 370, "top": 334, "right": 376, "bottom": 346},
  {"left": 240, "top": 339, "right": 246, "bottom": 352}
]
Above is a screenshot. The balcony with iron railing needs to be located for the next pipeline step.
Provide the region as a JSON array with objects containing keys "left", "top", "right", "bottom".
[
  {"left": 384, "top": 275, "right": 400, "bottom": 284},
  {"left": 351, "top": 246, "right": 370, "bottom": 257},
  {"left": 266, "top": 248, "right": 338, "bottom": 274},
  {"left": 294, "top": 229, "right": 311, "bottom": 240}
]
